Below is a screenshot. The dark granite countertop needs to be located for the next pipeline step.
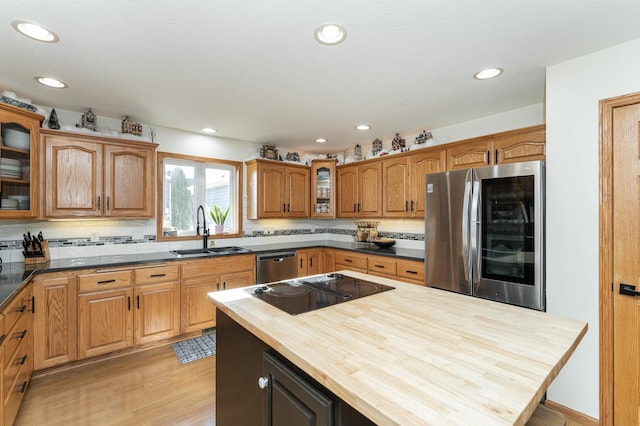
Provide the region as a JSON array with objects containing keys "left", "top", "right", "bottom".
[{"left": 0, "top": 241, "right": 424, "bottom": 310}]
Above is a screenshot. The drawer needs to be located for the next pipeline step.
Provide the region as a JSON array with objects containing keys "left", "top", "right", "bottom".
[
  {"left": 396, "top": 259, "right": 425, "bottom": 282},
  {"left": 367, "top": 256, "right": 397, "bottom": 276},
  {"left": 4, "top": 357, "right": 31, "bottom": 426},
  {"left": 3, "top": 331, "right": 29, "bottom": 402},
  {"left": 334, "top": 251, "right": 367, "bottom": 270},
  {"left": 3, "top": 312, "right": 29, "bottom": 370},
  {"left": 134, "top": 264, "right": 180, "bottom": 285},
  {"left": 79, "top": 270, "right": 132, "bottom": 292},
  {"left": 3, "top": 289, "right": 29, "bottom": 333}
]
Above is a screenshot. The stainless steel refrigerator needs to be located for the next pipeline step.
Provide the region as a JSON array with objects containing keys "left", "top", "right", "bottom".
[{"left": 424, "top": 160, "right": 545, "bottom": 311}]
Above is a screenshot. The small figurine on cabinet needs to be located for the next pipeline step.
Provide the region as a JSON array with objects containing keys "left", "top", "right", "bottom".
[
  {"left": 353, "top": 144, "right": 363, "bottom": 160},
  {"left": 391, "top": 133, "right": 405, "bottom": 151},
  {"left": 131, "top": 122, "right": 143, "bottom": 136},
  {"left": 48, "top": 108, "right": 60, "bottom": 129},
  {"left": 372, "top": 138, "right": 383, "bottom": 156},
  {"left": 260, "top": 144, "right": 278, "bottom": 160},
  {"left": 81, "top": 108, "right": 97, "bottom": 131},
  {"left": 122, "top": 116, "right": 133, "bottom": 134},
  {"left": 286, "top": 152, "right": 300, "bottom": 162},
  {"left": 414, "top": 130, "right": 433, "bottom": 145}
]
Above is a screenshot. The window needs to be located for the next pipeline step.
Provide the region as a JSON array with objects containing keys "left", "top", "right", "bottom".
[{"left": 157, "top": 152, "right": 242, "bottom": 241}]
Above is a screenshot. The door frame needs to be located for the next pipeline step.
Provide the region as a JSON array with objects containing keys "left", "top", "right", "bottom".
[{"left": 599, "top": 90, "right": 640, "bottom": 425}]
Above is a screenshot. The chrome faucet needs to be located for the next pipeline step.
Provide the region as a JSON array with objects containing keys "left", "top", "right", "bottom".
[{"left": 196, "top": 205, "right": 209, "bottom": 249}]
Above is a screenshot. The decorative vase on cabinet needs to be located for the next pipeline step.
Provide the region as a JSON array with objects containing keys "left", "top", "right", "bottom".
[{"left": 311, "top": 159, "right": 337, "bottom": 219}]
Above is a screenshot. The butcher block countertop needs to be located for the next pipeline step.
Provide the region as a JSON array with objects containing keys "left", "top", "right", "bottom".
[{"left": 209, "top": 271, "right": 587, "bottom": 425}]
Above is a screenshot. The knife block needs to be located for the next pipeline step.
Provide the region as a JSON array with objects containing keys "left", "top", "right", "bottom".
[{"left": 24, "top": 240, "right": 50, "bottom": 265}]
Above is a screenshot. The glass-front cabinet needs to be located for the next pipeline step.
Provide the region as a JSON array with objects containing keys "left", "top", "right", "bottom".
[
  {"left": 310, "top": 159, "right": 337, "bottom": 219},
  {"left": 0, "top": 103, "right": 43, "bottom": 219}
]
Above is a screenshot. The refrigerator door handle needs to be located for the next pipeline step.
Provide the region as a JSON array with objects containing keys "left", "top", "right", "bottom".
[
  {"left": 470, "top": 179, "right": 481, "bottom": 284},
  {"left": 462, "top": 178, "right": 472, "bottom": 282}
]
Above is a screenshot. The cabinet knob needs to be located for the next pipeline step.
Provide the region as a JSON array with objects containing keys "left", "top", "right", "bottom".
[{"left": 258, "top": 376, "right": 270, "bottom": 390}]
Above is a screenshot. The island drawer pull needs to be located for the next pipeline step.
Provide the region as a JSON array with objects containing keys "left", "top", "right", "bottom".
[
  {"left": 374, "top": 264, "right": 385, "bottom": 269},
  {"left": 150, "top": 273, "right": 166, "bottom": 278},
  {"left": 16, "top": 355, "right": 27, "bottom": 365},
  {"left": 405, "top": 270, "right": 418, "bottom": 275},
  {"left": 258, "top": 376, "right": 270, "bottom": 390},
  {"left": 344, "top": 259, "right": 353, "bottom": 263},
  {"left": 15, "top": 330, "right": 27, "bottom": 340},
  {"left": 16, "top": 381, "right": 28, "bottom": 394},
  {"left": 97, "top": 279, "right": 117, "bottom": 284}
]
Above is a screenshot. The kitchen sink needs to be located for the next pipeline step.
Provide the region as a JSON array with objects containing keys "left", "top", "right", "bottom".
[{"left": 170, "top": 246, "right": 252, "bottom": 257}]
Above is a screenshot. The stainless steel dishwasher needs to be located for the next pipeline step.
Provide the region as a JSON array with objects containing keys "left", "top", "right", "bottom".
[{"left": 256, "top": 251, "right": 298, "bottom": 284}]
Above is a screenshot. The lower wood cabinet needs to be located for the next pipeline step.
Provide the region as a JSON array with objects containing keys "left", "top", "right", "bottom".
[
  {"left": 78, "top": 286, "right": 134, "bottom": 359},
  {"left": 2, "top": 285, "right": 34, "bottom": 426},
  {"left": 181, "top": 254, "right": 255, "bottom": 333},
  {"left": 33, "top": 273, "right": 77, "bottom": 370},
  {"left": 334, "top": 250, "right": 425, "bottom": 286},
  {"left": 297, "top": 248, "right": 323, "bottom": 277}
]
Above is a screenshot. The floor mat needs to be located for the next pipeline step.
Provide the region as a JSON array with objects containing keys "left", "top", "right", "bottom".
[{"left": 171, "top": 333, "right": 216, "bottom": 364}]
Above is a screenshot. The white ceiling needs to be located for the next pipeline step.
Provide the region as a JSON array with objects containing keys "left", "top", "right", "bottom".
[{"left": 3, "top": 0, "right": 640, "bottom": 154}]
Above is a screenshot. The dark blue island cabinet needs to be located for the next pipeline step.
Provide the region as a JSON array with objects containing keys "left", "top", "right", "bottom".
[{"left": 216, "top": 309, "right": 375, "bottom": 426}]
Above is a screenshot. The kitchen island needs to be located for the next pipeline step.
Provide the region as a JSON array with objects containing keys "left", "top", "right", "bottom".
[{"left": 209, "top": 271, "right": 587, "bottom": 425}]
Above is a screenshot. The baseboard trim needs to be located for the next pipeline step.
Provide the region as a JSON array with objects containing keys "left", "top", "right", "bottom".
[{"left": 545, "top": 400, "right": 599, "bottom": 426}]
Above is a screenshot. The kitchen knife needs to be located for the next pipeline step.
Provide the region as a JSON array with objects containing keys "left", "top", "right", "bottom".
[{"left": 37, "top": 231, "right": 43, "bottom": 241}]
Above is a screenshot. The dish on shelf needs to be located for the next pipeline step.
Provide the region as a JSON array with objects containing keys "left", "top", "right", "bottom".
[
  {"left": 1, "top": 126, "right": 30, "bottom": 150},
  {"left": 372, "top": 238, "right": 396, "bottom": 248}
]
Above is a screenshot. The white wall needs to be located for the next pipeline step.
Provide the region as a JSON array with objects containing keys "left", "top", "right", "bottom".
[{"left": 545, "top": 37, "right": 640, "bottom": 419}]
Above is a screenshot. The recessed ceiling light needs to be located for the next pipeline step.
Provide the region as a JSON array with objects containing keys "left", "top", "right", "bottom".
[
  {"left": 473, "top": 68, "right": 503, "bottom": 80},
  {"left": 35, "top": 76, "right": 67, "bottom": 88},
  {"left": 202, "top": 128, "right": 217, "bottom": 134},
  {"left": 12, "top": 20, "right": 59, "bottom": 43},
  {"left": 355, "top": 124, "right": 371, "bottom": 131},
  {"left": 314, "top": 24, "right": 347, "bottom": 45},
  {"left": 315, "top": 138, "right": 327, "bottom": 143}
]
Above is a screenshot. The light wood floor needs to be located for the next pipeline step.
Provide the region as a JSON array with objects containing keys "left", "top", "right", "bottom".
[{"left": 15, "top": 345, "right": 216, "bottom": 425}]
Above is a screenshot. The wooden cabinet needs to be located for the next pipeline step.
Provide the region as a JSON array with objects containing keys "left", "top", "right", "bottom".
[
  {"left": 32, "top": 273, "right": 77, "bottom": 370},
  {"left": 181, "top": 254, "right": 255, "bottom": 332},
  {"left": 311, "top": 159, "right": 337, "bottom": 218},
  {"left": 2, "top": 285, "right": 34, "bottom": 426},
  {"left": 446, "top": 125, "right": 545, "bottom": 170},
  {"left": 382, "top": 148, "right": 446, "bottom": 218},
  {"left": 336, "top": 161, "right": 382, "bottom": 218},
  {"left": 133, "top": 264, "right": 180, "bottom": 345},
  {"left": 297, "top": 248, "right": 322, "bottom": 277},
  {"left": 41, "top": 130, "right": 157, "bottom": 218},
  {"left": 246, "top": 159, "right": 310, "bottom": 219},
  {"left": 334, "top": 250, "right": 368, "bottom": 274},
  {"left": 0, "top": 103, "right": 44, "bottom": 219},
  {"left": 77, "top": 269, "right": 134, "bottom": 359},
  {"left": 334, "top": 250, "right": 425, "bottom": 286},
  {"left": 322, "top": 249, "right": 335, "bottom": 274},
  {"left": 493, "top": 124, "right": 546, "bottom": 164}
]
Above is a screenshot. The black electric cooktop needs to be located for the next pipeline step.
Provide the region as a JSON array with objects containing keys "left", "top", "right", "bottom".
[{"left": 251, "top": 273, "right": 394, "bottom": 315}]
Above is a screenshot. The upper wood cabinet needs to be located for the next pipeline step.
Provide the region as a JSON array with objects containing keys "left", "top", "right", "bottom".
[
  {"left": 446, "top": 125, "right": 545, "bottom": 170},
  {"left": 246, "top": 159, "right": 310, "bottom": 219},
  {"left": 382, "top": 148, "right": 446, "bottom": 218},
  {"left": 0, "top": 103, "right": 44, "bottom": 219},
  {"left": 336, "top": 161, "right": 382, "bottom": 218},
  {"left": 41, "top": 130, "right": 157, "bottom": 218}
]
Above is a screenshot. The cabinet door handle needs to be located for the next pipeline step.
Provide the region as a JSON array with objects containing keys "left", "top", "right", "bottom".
[
  {"left": 127, "top": 296, "right": 131, "bottom": 311},
  {"left": 300, "top": 259, "right": 303, "bottom": 268},
  {"left": 107, "top": 196, "right": 110, "bottom": 210},
  {"left": 150, "top": 273, "right": 166, "bottom": 278},
  {"left": 495, "top": 149, "right": 499, "bottom": 164},
  {"left": 97, "top": 195, "right": 101, "bottom": 210},
  {"left": 16, "top": 355, "right": 27, "bottom": 366},
  {"left": 97, "top": 279, "right": 116, "bottom": 284},
  {"left": 16, "top": 381, "right": 28, "bottom": 394},
  {"left": 405, "top": 201, "right": 409, "bottom": 212},
  {"left": 28, "top": 295, "right": 35, "bottom": 313},
  {"left": 216, "top": 283, "right": 220, "bottom": 291},
  {"left": 283, "top": 203, "right": 286, "bottom": 213},
  {"left": 487, "top": 150, "right": 491, "bottom": 164},
  {"left": 15, "top": 305, "right": 26, "bottom": 313},
  {"left": 15, "top": 330, "right": 27, "bottom": 340},
  {"left": 137, "top": 295, "right": 140, "bottom": 309},
  {"left": 411, "top": 200, "right": 415, "bottom": 212},
  {"left": 287, "top": 203, "right": 291, "bottom": 212},
  {"left": 353, "top": 203, "right": 356, "bottom": 212},
  {"left": 357, "top": 203, "right": 361, "bottom": 212},
  {"left": 223, "top": 281, "right": 226, "bottom": 290},
  {"left": 310, "top": 258, "right": 313, "bottom": 267}
]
